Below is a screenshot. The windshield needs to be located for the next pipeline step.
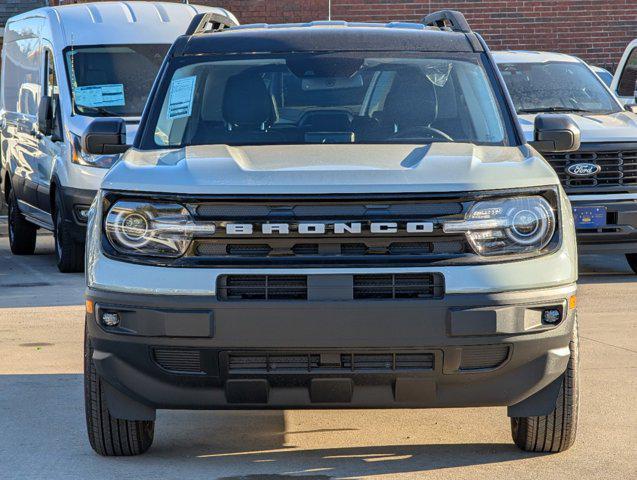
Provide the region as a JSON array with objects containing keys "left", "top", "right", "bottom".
[
  {"left": 146, "top": 52, "right": 509, "bottom": 148},
  {"left": 498, "top": 61, "right": 621, "bottom": 114},
  {"left": 65, "top": 44, "right": 170, "bottom": 117}
]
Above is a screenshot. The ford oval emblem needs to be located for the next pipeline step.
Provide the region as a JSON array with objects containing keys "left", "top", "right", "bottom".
[{"left": 566, "top": 163, "right": 601, "bottom": 177}]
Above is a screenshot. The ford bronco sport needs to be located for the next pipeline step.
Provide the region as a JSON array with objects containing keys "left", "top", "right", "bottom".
[{"left": 82, "top": 11, "right": 581, "bottom": 456}]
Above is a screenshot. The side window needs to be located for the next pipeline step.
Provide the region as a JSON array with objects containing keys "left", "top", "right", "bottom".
[
  {"left": 44, "top": 48, "right": 62, "bottom": 134},
  {"left": 617, "top": 48, "right": 637, "bottom": 98}
]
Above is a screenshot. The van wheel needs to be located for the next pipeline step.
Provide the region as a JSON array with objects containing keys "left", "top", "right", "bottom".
[
  {"left": 511, "top": 315, "right": 579, "bottom": 453},
  {"left": 84, "top": 324, "right": 155, "bottom": 456},
  {"left": 626, "top": 254, "right": 637, "bottom": 274},
  {"left": 7, "top": 188, "right": 37, "bottom": 255},
  {"left": 53, "top": 189, "right": 84, "bottom": 272}
]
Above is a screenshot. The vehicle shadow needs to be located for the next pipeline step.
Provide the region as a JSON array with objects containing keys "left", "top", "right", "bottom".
[{"left": 0, "top": 373, "right": 542, "bottom": 479}]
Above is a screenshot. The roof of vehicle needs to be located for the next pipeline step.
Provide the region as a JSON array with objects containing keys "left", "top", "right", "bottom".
[
  {"left": 492, "top": 50, "right": 581, "bottom": 64},
  {"left": 178, "top": 22, "right": 481, "bottom": 56},
  {"left": 5, "top": 2, "right": 234, "bottom": 47}
]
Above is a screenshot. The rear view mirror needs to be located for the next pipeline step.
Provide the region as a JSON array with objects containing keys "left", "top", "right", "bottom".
[
  {"left": 37, "top": 96, "right": 53, "bottom": 136},
  {"left": 82, "top": 118, "right": 129, "bottom": 155},
  {"left": 530, "top": 114, "right": 581, "bottom": 153},
  {"left": 625, "top": 103, "right": 637, "bottom": 114}
]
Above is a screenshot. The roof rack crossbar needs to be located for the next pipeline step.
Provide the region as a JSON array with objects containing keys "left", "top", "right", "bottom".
[
  {"left": 186, "top": 12, "right": 238, "bottom": 36},
  {"left": 422, "top": 10, "right": 471, "bottom": 33}
]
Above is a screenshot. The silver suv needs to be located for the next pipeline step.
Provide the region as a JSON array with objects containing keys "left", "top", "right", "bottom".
[{"left": 82, "top": 11, "right": 581, "bottom": 456}]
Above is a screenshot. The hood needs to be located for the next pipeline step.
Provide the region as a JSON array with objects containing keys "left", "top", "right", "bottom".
[
  {"left": 102, "top": 143, "right": 559, "bottom": 195},
  {"left": 518, "top": 111, "right": 637, "bottom": 143}
]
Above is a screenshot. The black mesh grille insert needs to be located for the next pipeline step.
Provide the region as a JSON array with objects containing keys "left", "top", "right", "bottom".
[
  {"left": 218, "top": 273, "right": 444, "bottom": 301},
  {"left": 153, "top": 348, "right": 203, "bottom": 374},
  {"left": 459, "top": 345, "right": 510, "bottom": 371},
  {"left": 353, "top": 273, "right": 443, "bottom": 299},
  {"left": 227, "top": 352, "right": 435, "bottom": 373},
  {"left": 218, "top": 275, "right": 308, "bottom": 301}
]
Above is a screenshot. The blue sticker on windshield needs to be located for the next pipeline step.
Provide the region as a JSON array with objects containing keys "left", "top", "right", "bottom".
[
  {"left": 74, "top": 84, "right": 125, "bottom": 108},
  {"left": 167, "top": 76, "right": 196, "bottom": 119}
]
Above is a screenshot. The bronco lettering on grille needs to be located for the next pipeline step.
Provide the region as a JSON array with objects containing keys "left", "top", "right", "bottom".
[{"left": 222, "top": 222, "right": 435, "bottom": 235}]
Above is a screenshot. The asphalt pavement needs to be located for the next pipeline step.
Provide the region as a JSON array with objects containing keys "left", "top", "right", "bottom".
[{"left": 0, "top": 232, "right": 635, "bottom": 479}]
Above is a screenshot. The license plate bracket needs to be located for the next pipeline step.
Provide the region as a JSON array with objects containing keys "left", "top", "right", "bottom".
[{"left": 573, "top": 206, "right": 607, "bottom": 229}]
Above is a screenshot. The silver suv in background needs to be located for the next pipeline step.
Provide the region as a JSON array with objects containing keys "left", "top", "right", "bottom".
[{"left": 495, "top": 51, "right": 637, "bottom": 272}]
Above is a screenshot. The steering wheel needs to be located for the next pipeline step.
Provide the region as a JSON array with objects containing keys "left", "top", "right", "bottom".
[{"left": 392, "top": 125, "right": 454, "bottom": 142}]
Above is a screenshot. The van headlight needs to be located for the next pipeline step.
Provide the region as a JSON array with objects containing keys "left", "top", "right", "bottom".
[
  {"left": 104, "top": 201, "right": 215, "bottom": 257},
  {"left": 443, "top": 196, "right": 556, "bottom": 256}
]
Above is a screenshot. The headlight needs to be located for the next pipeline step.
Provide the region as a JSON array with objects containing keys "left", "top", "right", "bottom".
[
  {"left": 105, "top": 201, "right": 215, "bottom": 257},
  {"left": 443, "top": 196, "right": 556, "bottom": 256},
  {"left": 71, "top": 134, "right": 118, "bottom": 168}
]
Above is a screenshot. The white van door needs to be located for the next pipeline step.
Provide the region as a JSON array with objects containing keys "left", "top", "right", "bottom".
[{"left": 35, "top": 45, "right": 65, "bottom": 215}]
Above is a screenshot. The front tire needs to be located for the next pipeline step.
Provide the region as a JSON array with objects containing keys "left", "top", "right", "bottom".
[
  {"left": 7, "top": 188, "right": 37, "bottom": 255},
  {"left": 626, "top": 254, "right": 637, "bottom": 274},
  {"left": 511, "top": 315, "right": 579, "bottom": 453},
  {"left": 53, "top": 189, "right": 84, "bottom": 273},
  {"left": 84, "top": 325, "right": 155, "bottom": 456}
]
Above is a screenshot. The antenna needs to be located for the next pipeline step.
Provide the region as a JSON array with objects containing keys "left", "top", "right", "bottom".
[{"left": 328, "top": 0, "right": 331, "bottom": 21}]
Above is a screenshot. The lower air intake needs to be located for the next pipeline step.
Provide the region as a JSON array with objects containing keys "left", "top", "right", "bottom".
[
  {"left": 459, "top": 345, "right": 510, "bottom": 371},
  {"left": 153, "top": 348, "right": 203, "bottom": 374}
]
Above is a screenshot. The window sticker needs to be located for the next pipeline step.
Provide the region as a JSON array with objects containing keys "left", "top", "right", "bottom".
[
  {"left": 167, "top": 75, "right": 196, "bottom": 119},
  {"left": 74, "top": 84, "right": 125, "bottom": 108}
]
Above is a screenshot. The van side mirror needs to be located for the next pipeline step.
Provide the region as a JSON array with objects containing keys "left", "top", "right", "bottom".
[
  {"left": 82, "top": 118, "right": 129, "bottom": 155},
  {"left": 530, "top": 114, "right": 581, "bottom": 153},
  {"left": 625, "top": 103, "right": 637, "bottom": 114},
  {"left": 37, "top": 96, "right": 53, "bottom": 136}
]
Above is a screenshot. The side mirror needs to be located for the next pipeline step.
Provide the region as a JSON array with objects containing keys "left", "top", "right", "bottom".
[
  {"left": 625, "top": 103, "right": 637, "bottom": 114},
  {"left": 37, "top": 96, "right": 53, "bottom": 136},
  {"left": 530, "top": 114, "right": 581, "bottom": 153},
  {"left": 81, "top": 118, "right": 129, "bottom": 155}
]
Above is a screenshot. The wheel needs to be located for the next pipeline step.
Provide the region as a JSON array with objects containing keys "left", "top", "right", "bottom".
[
  {"left": 626, "top": 254, "right": 637, "bottom": 274},
  {"left": 53, "top": 188, "right": 84, "bottom": 272},
  {"left": 84, "top": 324, "right": 155, "bottom": 456},
  {"left": 511, "top": 315, "right": 579, "bottom": 453},
  {"left": 7, "top": 187, "right": 37, "bottom": 255}
]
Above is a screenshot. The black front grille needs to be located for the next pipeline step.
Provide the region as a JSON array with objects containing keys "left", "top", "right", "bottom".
[
  {"left": 353, "top": 273, "right": 443, "bottom": 299},
  {"left": 218, "top": 275, "right": 308, "bottom": 301},
  {"left": 153, "top": 348, "right": 203, "bottom": 374},
  {"left": 217, "top": 273, "right": 444, "bottom": 301},
  {"left": 545, "top": 147, "right": 637, "bottom": 190},
  {"left": 459, "top": 345, "right": 510, "bottom": 371},
  {"left": 227, "top": 352, "right": 435, "bottom": 373}
]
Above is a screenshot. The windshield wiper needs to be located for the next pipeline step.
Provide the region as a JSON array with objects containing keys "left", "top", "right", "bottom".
[{"left": 517, "top": 107, "right": 592, "bottom": 114}]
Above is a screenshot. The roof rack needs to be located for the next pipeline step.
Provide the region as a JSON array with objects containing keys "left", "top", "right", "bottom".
[
  {"left": 185, "top": 12, "right": 238, "bottom": 35},
  {"left": 422, "top": 10, "right": 471, "bottom": 33}
]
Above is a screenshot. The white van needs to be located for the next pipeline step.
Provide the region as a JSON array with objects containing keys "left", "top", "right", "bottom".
[
  {"left": 0, "top": 2, "right": 237, "bottom": 272},
  {"left": 611, "top": 39, "right": 637, "bottom": 105}
]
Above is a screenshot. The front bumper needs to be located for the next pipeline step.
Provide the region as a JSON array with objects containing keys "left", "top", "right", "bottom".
[
  {"left": 86, "top": 284, "right": 576, "bottom": 417},
  {"left": 60, "top": 186, "right": 96, "bottom": 243},
  {"left": 569, "top": 196, "right": 637, "bottom": 253}
]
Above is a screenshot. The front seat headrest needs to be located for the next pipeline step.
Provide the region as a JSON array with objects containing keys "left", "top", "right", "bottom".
[
  {"left": 383, "top": 68, "right": 438, "bottom": 128},
  {"left": 222, "top": 72, "right": 276, "bottom": 129}
]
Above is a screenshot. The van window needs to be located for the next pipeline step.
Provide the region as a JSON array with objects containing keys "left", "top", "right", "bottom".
[
  {"left": 44, "top": 49, "right": 60, "bottom": 120},
  {"left": 1, "top": 17, "right": 44, "bottom": 114},
  {"left": 64, "top": 44, "right": 170, "bottom": 117},
  {"left": 617, "top": 48, "right": 637, "bottom": 98}
]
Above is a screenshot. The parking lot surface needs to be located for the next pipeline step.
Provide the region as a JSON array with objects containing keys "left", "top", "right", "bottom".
[{"left": 1, "top": 232, "right": 635, "bottom": 480}]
